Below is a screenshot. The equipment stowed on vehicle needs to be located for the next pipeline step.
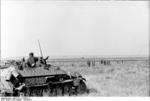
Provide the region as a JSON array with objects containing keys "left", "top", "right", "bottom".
[{"left": 0, "top": 41, "right": 87, "bottom": 97}]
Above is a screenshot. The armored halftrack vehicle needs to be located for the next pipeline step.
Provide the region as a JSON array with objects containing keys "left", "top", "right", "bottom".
[{"left": 0, "top": 59, "right": 87, "bottom": 97}]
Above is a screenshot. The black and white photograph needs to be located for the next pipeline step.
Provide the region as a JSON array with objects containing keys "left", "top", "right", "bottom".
[{"left": 0, "top": 0, "right": 150, "bottom": 98}]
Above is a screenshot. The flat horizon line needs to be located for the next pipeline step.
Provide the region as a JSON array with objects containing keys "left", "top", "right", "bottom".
[{"left": 1, "top": 55, "right": 149, "bottom": 60}]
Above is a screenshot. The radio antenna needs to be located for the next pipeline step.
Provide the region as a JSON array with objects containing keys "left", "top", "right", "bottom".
[{"left": 38, "top": 40, "right": 43, "bottom": 58}]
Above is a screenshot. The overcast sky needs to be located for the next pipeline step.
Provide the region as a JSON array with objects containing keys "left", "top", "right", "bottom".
[{"left": 1, "top": 0, "right": 149, "bottom": 58}]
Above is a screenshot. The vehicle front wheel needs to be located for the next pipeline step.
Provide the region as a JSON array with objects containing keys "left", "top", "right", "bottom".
[{"left": 76, "top": 81, "right": 87, "bottom": 95}]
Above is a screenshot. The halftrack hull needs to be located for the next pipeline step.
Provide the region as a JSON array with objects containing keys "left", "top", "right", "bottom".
[{"left": 1, "top": 65, "right": 87, "bottom": 97}]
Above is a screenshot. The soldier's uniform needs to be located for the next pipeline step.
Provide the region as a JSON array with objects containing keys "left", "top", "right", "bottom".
[{"left": 27, "top": 52, "right": 38, "bottom": 67}]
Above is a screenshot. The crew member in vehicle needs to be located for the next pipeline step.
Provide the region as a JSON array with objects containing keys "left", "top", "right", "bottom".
[{"left": 27, "top": 52, "right": 38, "bottom": 67}]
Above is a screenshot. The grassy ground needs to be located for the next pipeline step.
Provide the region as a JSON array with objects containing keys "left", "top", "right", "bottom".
[{"left": 56, "top": 60, "right": 149, "bottom": 96}]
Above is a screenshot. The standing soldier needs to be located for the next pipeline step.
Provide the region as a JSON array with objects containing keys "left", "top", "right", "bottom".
[{"left": 27, "top": 52, "right": 38, "bottom": 68}]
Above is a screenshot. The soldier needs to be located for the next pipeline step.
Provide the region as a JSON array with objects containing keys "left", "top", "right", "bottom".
[
  {"left": 22, "top": 58, "right": 26, "bottom": 67},
  {"left": 39, "top": 56, "right": 49, "bottom": 65},
  {"left": 27, "top": 52, "right": 38, "bottom": 68}
]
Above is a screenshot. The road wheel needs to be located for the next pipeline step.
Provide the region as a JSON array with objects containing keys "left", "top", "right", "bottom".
[
  {"left": 24, "top": 88, "right": 31, "bottom": 96},
  {"left": 50, "top": 87, "right": 57, "bottom": 96},
  {"left": 56, "top": 86, "right": 63, "bottom": 96},
  {"left": 76, "top": 81, "right": 87, "bottom": 95},
  {"left": 48, "top": 88, "right": 54, "bottom": 96},
  {"left": 63, "top": 84, "right": 72, "bottom": 96},
  {"left": 30, "top": 88, "right": 42, "bottom": 96},
  {"left": 19, "top": 92, "right": 25, "bottom": 97},
  {"left": 43, "top": 88, "right": 49, "bottom": 97},
  {"left": 30, "top": 89, "right": 37, "bottom": 96},
  {"left": 37, "top": 89, "right": 43, "bottom": 96}
]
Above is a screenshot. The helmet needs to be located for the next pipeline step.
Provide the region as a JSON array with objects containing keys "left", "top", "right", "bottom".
[{"left": 29, "top": 52, "right": 34, "bottom": 56}]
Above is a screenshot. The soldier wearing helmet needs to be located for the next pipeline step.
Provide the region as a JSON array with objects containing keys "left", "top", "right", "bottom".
[{"left": 27, "top": 52, "right": 38, "bottom": 68}]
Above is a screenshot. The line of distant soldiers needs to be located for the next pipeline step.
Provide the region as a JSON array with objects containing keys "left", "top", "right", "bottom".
[
  {"left": 87, "top": 60, "right": 111, "bottom": 67},
  {"left": 86, "top": 60, "right": 124, "bottom": 67}
]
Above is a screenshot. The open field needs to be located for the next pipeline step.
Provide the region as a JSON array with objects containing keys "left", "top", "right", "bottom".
[
  {"left": 49, "top": 59, "right": 149, "bottom": 96},
  {"left": 0, "top": 57, "right": 149, "bottom": 96}
]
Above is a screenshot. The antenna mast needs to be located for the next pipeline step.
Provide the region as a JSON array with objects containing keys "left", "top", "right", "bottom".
[{"left": 38, "top": 40, "right": 43, "bottom": 57}]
